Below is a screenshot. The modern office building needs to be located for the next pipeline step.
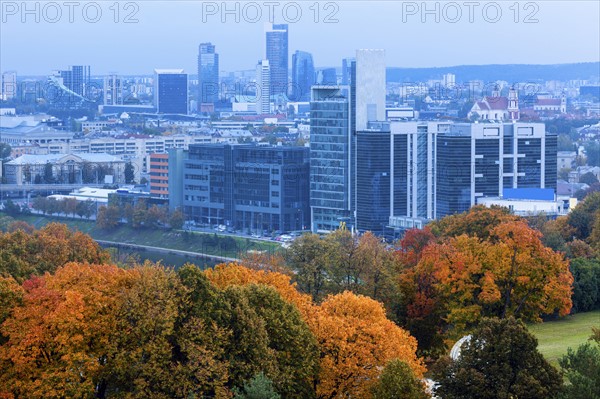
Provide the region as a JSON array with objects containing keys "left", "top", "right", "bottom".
[
  {"left": 154, "top": 69, "right": 188, "bottom": 114},
  {"left": 310, "top": 85, "right": 354, "bottom": 233},
  {"left": 197, "top": 43, "right": 219, "bottom": 110},
  {"left": 170, "top": 144, "right": 310, "bottom": 232},
  {"left": 341, "top": 58, "right": 354, "bottom": 85},
  {"left": 310, "top": 49, "right": 387, "bottom": 233},
  {"left": 103, "top": 74, "right": 123, "bottom": 105},
  {"left": 265, "top": 23, "right": 289, "bottom": 97},
  {"left": 316, "top": 68, "right": 337, "bottom": 85},
  {"left": 1, "top": 71, "right": 17, "bottom": 101},
  {"left": 291, "top": 51, "right": 315, "bottom": 101},
  {"left": 149, "top": 153, "right": 169, "bottom": 199},
  {"left": 59, "top": 65, "right": 90, "bottom": 97},
  {"left": 355, "top": 49, "right": 386, "bottom": 131},
  {"left": 436, "top": 122, "right": 557, "bottom": 218},
  {"left": 255, "top": 60, "right": 271, "bottom": 115}
]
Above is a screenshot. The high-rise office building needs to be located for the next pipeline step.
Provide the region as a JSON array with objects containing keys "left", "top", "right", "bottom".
[
  {"left": 255, "top": 60, "right": 271, "bottom": 115},
  {"left": 310, "top": 85, "right": 354, "bottom": 233},
  {"left": 103, "top": 74, "right": 123, "bottom": 105},
  {"left": 436, "top": 122, "right": 557, "bottom": 218},
  {"left": 197, "top": 42, "right": 219, "bottom": 110},
  {"left": 170, "top": 144, "right": 310, "bottom": 232},
  {"left": 154, "top": 69, "right": 188, "bottom": 114},
  {"left": 310, "top": 49, "right": 386, "bottom": 233},
  {"left": 60, "top": 65, "right": 90, "bottom": 97},
  {"left": 1, "top": 71, "right": 17, "bottom": 101},
  {"left": 291, "top": 51, "right": 315, "bottom": 101},
  {"left": 341, "top": 58, "right": 355, "bottom": 85},
  {"left": 355, "top": 49, "right": 386, "bottom": 131},
  {"left": 316, "top": 68, "right": 337, "bottom": 85},
  {"left": 265, "top": 23, "right": 288, "bottom": 97}
]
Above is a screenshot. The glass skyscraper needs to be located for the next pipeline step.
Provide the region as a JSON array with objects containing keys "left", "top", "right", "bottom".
[
  {"left": 197, "top": 43, "right": 219, "bottom": 108},
  {"left": 291, "top": 50, "right": 314, "bottom": 101},
  {"left": 316, "top": 68, "right": 337, "bottom": 85},
  {"left": 154, "top": 69, "right": 188, "bottom": 114},
  {"left": 265, "top": 23, "right": 288, "bottom": 97}
]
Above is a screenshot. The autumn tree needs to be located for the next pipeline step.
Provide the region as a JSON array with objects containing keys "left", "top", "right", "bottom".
[
  {"left": 428, "top": 205, "right": 519, "bottom": 240},
  {"left": 96, "top": 205, "right": 120, "bottom": 230},
  {"left": 433, "top": 317, "right": 563, "bottom": 399},
  {"left": 169, "top": 208, "right": 185, "bottom": 230}
]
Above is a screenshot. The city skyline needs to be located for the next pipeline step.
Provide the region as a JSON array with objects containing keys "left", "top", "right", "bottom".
[{"left": 1, "top": 1, "right": 599, "bottom": 75}]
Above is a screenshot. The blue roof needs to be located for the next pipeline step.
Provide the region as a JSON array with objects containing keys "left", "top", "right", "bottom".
[{"left": 503, "top": 188, "right": 554, "bottom": 201}]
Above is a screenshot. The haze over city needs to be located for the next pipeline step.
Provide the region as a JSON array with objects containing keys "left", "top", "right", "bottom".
[{"left": 2, "top": 0, "right": 600, "bottom": 75}]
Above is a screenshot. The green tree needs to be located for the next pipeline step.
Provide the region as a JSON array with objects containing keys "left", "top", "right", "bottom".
[
  {"left": 585, "top": 141, "right": 600, "bottom": 167},
  {"left": 43, "top": 162, "right": 54, "bottom": 183},
  {"left": 371, "top": 359, "right": 429, "bottom": 399},
  {"left": 559, "top": 338, "right": 600, "bottom": 399},
  {"left": 0, "top": 142, "right": 11, "bottom": 159},
  {"left": 433, "top": 317, "right": 563, "bottom": 399},
  {"left": 570, "top": 258, "right": 600, "bottom": 312},
  {"left": 234, "top": 372, "right": 281, "bottom": 399},
  {"left": 285, "top": 233, "right": 331, "bottom": 301},
  {"left": 3, "top": 199, "right": 21, "bottom": 216},
  {"left": 124, "top": 162, "right": 135, "bottom": 184},
  {"left": 580, "top": 172, "right": 599, "bottom": 185}
]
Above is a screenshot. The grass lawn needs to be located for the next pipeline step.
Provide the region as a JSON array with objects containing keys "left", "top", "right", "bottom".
[
  {"left": 528, "top": 310, "right": 600, "bottom": 366},
  {"left": 4, "top": 213, "right": 280, "bottom": 259}
]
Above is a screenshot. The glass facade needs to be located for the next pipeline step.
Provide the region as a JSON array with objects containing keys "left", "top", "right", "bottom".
[
  {"left": 154, "top": 71, "right": 188, "bottom": 114},
  {"left": 265, "top": 23, "right": 288, "bottom": 97},
  {"left": 310, "top": 87, "right": 353, "bottom": 232},
  {"left": 180, "top": 144, "right": 309, "bottom": 232},
  {"left": 197, "top": 43, "right": 219, "bottom": 105},
  {"left": 436, "top": 134, "right": 472, "bottom": 218},
  {"left": 356, "top": 130, "right": 390, "bottom": 234},
  {"left": 291, "top": 51, "right": 314, "bottom": 102}
]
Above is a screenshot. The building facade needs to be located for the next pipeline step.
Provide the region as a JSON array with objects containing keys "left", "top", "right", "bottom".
[
  {"left": 103, "top": 74, "right": 123, "bottom": 105},
  {"left": 255, "top": 60, "right": 271, "bottom": 115},
  {"left": 154, "top": 69, "right": 188, "bottom": 114},
  {"left": 437, "top": 122, "right": 557, "bottom": 218},
  {"left": 171, "top": 144, "right": 310, "bottom": 233},
  {"left": 265, "top": 23, "right": 289, "bottom": 97},
  {"left": 198, "top": 43, "right": 219, "bottom": 109},
  {"left": 1, "top": 71, "right": 17, "bottom": 101},
  {"left": 291, "top": 51, "right": 315, "bottom": 101},
  {"left": 149, "top": 153, "right": 169, "bottom": 199}
]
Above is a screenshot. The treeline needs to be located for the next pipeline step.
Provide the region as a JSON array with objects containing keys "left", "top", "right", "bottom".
[
  {"left": 0, "top": 227, "right": 426, "bottom": 398},
  {"left": 96, "top": 200, "right": 184, "bottom": 231}
]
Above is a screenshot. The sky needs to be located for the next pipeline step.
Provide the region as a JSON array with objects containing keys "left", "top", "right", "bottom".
[{"left": 1, "top": 0, "right": 600, "bottom": 76}]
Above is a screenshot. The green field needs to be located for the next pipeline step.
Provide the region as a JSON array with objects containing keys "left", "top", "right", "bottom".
[
  {"left": 529, "top": 310, "right": 600, "bottom": 365},
  {"left": 2, "top": 213, "right": 280, "bottom": 260}
]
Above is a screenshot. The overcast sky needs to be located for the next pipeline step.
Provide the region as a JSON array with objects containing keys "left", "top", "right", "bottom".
[{"left": 1, "top": 1, "right": 599, "bottom": 76}]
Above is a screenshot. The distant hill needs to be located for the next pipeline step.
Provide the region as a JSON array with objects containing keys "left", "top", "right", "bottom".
[{"left": 386, "top": 63, "right": 600, "bottom": 83}]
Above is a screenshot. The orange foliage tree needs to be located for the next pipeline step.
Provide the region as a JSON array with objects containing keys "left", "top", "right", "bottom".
[{"left": 205, "top": 263, "right": 425, "bottom": 399}]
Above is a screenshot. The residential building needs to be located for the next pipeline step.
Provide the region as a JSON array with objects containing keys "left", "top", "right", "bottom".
[
  {"left": 103, "top": 74, "right": 123, "bottom": 105},
  {"left": 198, "top": 43, "right": 219, "bottom": 110},
  {"left": 171, "top": 144, "right": 310, "bottom": 232},
  {"left": 59, "top": 65, "right": 90, "bottom": 97},
  {"left": 154, "top": 69, "right": 188, "bottom": 114},
  {"left": 265, "top": 23, "right": 289, "bottom": 97}
]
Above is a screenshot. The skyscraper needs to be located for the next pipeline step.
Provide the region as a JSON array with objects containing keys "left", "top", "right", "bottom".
[
  {"left": 341, "top": 58, "right": 354, "bottom": 85},
  {"left": 310, "top": 85, "right": 353, "bottom": 233},
  {"left": 265, "top": 23, "right": 288, "bottom": 97},
  {"left": 316, "top": 68, "right": 337, "bottom": 85},
  {"left": 197, "top": 42, "right": 219, "bottom": 111},
  {"left": 291, "top": 50, "right": 314, "bottom": 101},
  {"left": 1, "top": 71, "right": 17, "bottom": 101},
  {"left": 310, "top": 49, "right": 386, "bottom": 233},
  {"left": 355, "top": 49, "right": 386, "bottom": 131},
  {"left": 60, "top": 65, "right": 90, "bottom": 97},
  {"left": 154, "top": 69, "right": 188, "bottom": 114},
  {"left": 255, "top": 60, "right": 271, "bottom": 115},
  {"left": 103, "top": 74, "right": 123, "bottom": 105}
]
